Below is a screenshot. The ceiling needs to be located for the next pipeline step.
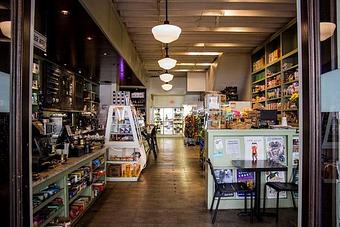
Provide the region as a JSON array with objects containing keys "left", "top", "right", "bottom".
[{"left": 113, "top": 0, "right": 297, "bottom": 77}]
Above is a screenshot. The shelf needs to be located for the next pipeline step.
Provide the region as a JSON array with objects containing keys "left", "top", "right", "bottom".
[
  {"left": 38, "top": 206, "right": 64, "bottom": 227},
  {"left": 107, "top": 160, "right": 139, "bottom": 164},
  {"left": 267, "top": 84, "right": 281, "bottom": 89},
  {"left": 110, "top": 133, "right": 133, "bottom": 135},
  {"left": 282, "top": 49, "right": 298, "bottom": 59},
  {"left": 69, "top": 185, "right": 89, "bottom": 204},
  {"left": 252, "top": 100, "right": 266, "bottom": 103},
  {"left": 106, "top": 176, "right": 140, "bottom": 182},
  {"left": 282, "top": 109, "right": 298, "bottom": 111},
  {"left": 267, "top": 71, "right": 281, "bottom": 78},
  {"left": 70, "top": 199, "right": 95, "bottom": 226},
  {"left": 33, "top": 189, "right": 64, "bottom": 214},
  {"left": 282, "top": 64, "right": 298, "bottom": 72},
  {"left": 92, "top": 162, "right": 105, "bottom": 171},
  {"left": 267, "top": 97, "right": 281, "bottom": 101},
  {"left": 252, "top": 90, "right": 265, "bottom": 94},
  {"left": 251, "top": 67, "right": 265, "bottom": 75},
  {"left": 266, "top": 58, "right": 281, "bottom": 68},
  {"left": 252, "top": 78, "right": 266, "bottom": 84},
  {"left": 283, "top": 79, "right": 299, "bottom": 85}
]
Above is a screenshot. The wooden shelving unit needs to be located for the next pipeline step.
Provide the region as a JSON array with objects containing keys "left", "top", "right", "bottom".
[
  {"left": 251, "top": 20, "right": 299, "bottom": 126},
  {"left": 83, "top": 79, "right": 100, "bottom": 113},
  {"left": 32, "top": 149, "right": 107, "bottom": 227}
]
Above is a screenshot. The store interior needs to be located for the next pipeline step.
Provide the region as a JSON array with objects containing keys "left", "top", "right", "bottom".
[{"left": 4, "top": 0, "right": 340, "bottom": 226}]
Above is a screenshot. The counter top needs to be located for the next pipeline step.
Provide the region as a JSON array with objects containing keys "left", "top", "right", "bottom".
[
  {"left": 33, "top": 147, "right": 107, "bottom": 189},
  {"left": 206, "top": 128, "right": 298, "bottom": 133}
]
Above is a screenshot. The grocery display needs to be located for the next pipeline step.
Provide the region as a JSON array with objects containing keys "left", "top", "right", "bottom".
[
  {"left": 105, "top": 104, "right": 147, "bottom": 181},
  {"left": 32, "top": 149, "right": 107, "bottom": 227},
  {"left": 251, "top": 22, "right": 299, "bottom": 126}
]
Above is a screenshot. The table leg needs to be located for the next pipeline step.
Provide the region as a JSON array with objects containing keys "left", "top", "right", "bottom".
[{"left": 254, "top": 171, "right": 262, "bottom": 220}]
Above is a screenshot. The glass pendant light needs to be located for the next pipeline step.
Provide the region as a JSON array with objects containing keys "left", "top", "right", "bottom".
[
  {"left": 0, "top": 21, "right": 11, "bottom": 39},
  {"left": 152, "top": 0, "right": 181, "bottom": 44},
  {"left": 162, "top": 82, "right": 173, "bottom": 91},
  {"left": 159, "top": 70, "right": 174, "bottom": 82},
  {"left": 158, "top": 44, "right": 177, "bottom": 70},
  {"left": 320, "top": 22, "right": 336, "bottom": 41}
]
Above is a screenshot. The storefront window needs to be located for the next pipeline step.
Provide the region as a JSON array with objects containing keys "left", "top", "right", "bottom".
[
  {"left": 0, "top": 0, "right": 11, "bottom": 226},
  {"left": 319, "top": 0, "right": 339, "bottom": 226}
]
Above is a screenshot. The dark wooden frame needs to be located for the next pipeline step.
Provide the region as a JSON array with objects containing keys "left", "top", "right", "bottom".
[
  {"left": 10, "top": 0, "right": 34, "bottom": 226},
  {"left": 299, "top": 0, "right": 322, "bottom": 226}
]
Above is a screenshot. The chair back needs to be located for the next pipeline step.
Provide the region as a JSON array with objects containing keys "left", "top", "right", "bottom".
[
  {"left": 290, "top": 165, "right": 299, "bottom": 184},
  {"left": 206, "top": 159, "right": 219, "bottom": 186},
  {"left": 151, "top": 126, "right": 157, "bottom": 137}
]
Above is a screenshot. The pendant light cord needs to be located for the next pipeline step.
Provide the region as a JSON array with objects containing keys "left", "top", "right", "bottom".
[
  {"left": 164, "top": 0, "right": 169, "bottom": 24},
  {"left": 165, "top": 43, "right": 169, "bottom": 57}
]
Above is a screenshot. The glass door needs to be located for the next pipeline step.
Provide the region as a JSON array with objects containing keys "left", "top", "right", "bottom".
[
  {"left": 0, "top": 1, "right": 11, "bottom": 224},
  {"left": 318, "top": 0, "right": 339, "bottom": 226},
  {"left": 162, "top": 108, "right": 173, "bottom": 135}
]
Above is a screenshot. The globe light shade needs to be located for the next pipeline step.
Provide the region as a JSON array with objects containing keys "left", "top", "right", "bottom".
[
  {"left": 158, "top": 57, "right": 177, "bottom": 70},
  {"left": 0, "top": 21, "right": 11, "bottom": 39},
  {"left": 152, "top": 24, "right": 182, "bottom": 43},
  {"left": 320, "top": 22, "right": 336, "bottom": 41},
  {"left": 162, "top": 83, "right": 173, "bottom": 91},
  {"left": 159, "top": 72, "right": 174, "bottom": 82}
]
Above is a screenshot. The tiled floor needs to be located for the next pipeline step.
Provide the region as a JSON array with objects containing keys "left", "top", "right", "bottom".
[{"left": 77, "top": 138, "right": 297, "bottom": 227}]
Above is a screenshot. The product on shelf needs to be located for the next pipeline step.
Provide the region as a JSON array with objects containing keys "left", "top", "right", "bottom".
[
  {"left": 253, "top": 57, "right": 265, "bottom": 71},
  {"left": 69, "top": 196, "right": 91, "bottom": 221},
  {"left": 33, "top": 198, "right": 64, "bottom": 227},
  {"left": 268, "top": 48, "right": 280, "bottom": 63},
  {"left": 112, "top": 91, "right": 130, "bottom": 106},
  {"left": 106, "top": 163, "right": 141, "bottom": 178},
  {"left": 33, "top": 184, "right": 61, "bottom": 209},
  {"left": 68, "top": 166, "right": 91, "bottom": 200}
]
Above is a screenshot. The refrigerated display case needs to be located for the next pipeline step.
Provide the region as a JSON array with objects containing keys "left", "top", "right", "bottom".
[{"left": 152, "top": 107, "right": 184, "bottom": 136}]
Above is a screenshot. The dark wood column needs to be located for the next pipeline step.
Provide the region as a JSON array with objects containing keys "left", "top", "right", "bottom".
[
  {"left": 299, "top": 0, "right": 322, "bottom": 226},
  {"left": 10, "top": 0, "right": 34, "bottom": 226}
]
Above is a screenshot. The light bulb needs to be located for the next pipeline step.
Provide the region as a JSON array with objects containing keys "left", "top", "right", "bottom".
[{"left": 159, "top": 72, "right": 174, "bottom": 82}]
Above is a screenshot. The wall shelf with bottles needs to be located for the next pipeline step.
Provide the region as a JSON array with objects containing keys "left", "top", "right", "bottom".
[
  {"left": 31, "top": 56, "right": 100, "bottom": 115},
  {"left": 251, "top": 19, "right": 299, "bottom": 126}
]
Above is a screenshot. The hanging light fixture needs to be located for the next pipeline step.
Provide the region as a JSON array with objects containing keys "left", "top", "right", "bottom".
[
  {"left": 162, "top": 82, "right": 173, "bottom": 91},
  {"left": 320, "top": 22, "right": 336, "bottom": 41},
  {"left": 152, "top": 0, "right": 181, "bottom": 43},
  {"left": 159, "top": 70, "right": 174, "bottom": 82},
  {"left": 158, "top": 44, "right": 177, "bottom": 70},
  {"left": 0, "top": 21, "right": 11, "bottom": 39}
]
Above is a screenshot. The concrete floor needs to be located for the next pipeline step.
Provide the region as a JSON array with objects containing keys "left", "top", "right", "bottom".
[{"left": 77, "top": 138, "right": 297, "bottom": 227}]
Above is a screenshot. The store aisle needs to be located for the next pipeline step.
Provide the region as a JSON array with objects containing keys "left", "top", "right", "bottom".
[{"left": 77, "top": 138, "right": 296, "bottom": 227}]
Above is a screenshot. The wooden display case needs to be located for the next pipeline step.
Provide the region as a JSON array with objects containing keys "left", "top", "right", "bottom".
[{"left": 105, "top": 105, "right": 147, "bottom": 181}]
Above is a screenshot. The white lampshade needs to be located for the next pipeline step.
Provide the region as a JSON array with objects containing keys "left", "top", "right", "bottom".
[
  {"left": 159, "top": 72, "right": 174, "bottom": 82},
  {"left": 152, "top": 24, "right": 181, "bottom": 43},
  {"left": 0, "top": 21, "right": 11, "bottom": 39},
  {"left": 158, "top": 57, "right": 177, "bottom": 70},
  {"left": 162, "top": 83, "right": 173, "bottom": 91},
  {"left": 320, "top": 22, "right": 336, "bottom": 41}
]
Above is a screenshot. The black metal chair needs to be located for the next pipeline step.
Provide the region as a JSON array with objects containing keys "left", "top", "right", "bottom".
[
  {"left": 206, "top": 159, "right": 254, "bottom": 224},
  {"left": 141, "top": 130, "right": 157, "bottom": 160},
  {"left": 150, "top": 126, "right": 159, "bottom": 153},
  {"left": 263, "top": 167, "right": 298, "bottom": 222}
]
